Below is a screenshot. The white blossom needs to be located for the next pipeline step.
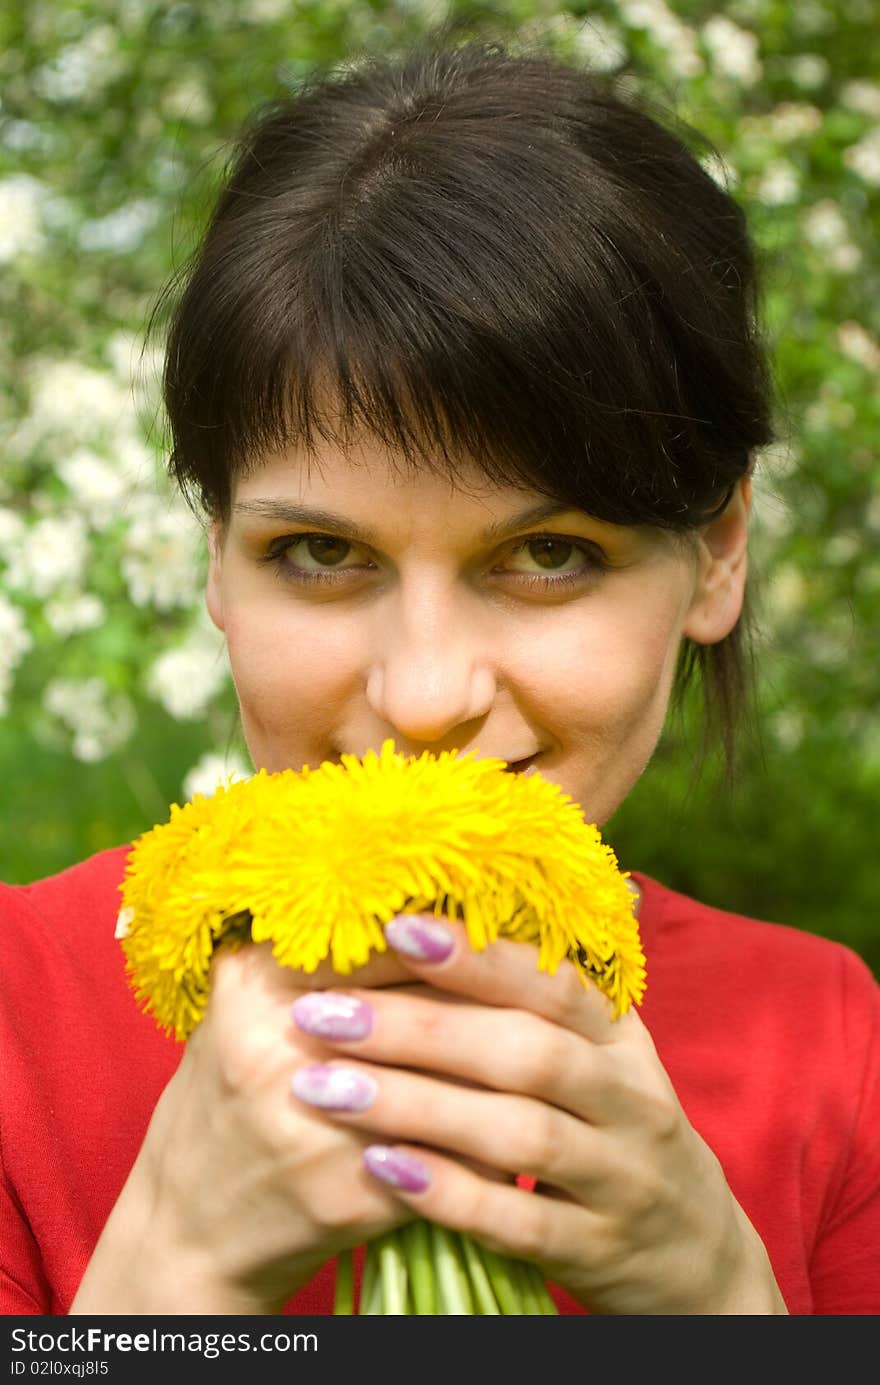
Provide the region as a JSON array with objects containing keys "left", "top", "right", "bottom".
[
  {"left": 0, "top": 594, "right": 32, "bottom": 716},
  {"left": 840, "top": 81, "right": 880, "bottom": 119},
  {"left": 58, "top": 448, "right": 139, "bottom": 530},
  {"left": 802, "top": 201, "right": 861, "bottom": 270},
  {"left": 0, "top": 508, "right": 26, "bottom": 559},
  {"left": 33, "top": 24, "right": 124, "bottom": 104},
  {"left": 765, "top": 564, "right": 808, "bottom": 618},
  {"left": 0, "top": 174, "right": 48, "bottom": 264},
  {"left": 701, "top": 16, "right": 762, "bottom": 86},
  {"left": 573, "top": 17, "right": 628, "bottom": 73},
  {"left": 1, "top": 119, "right": 53, "bottom": 155},
  {"left": 43, "top": 591, "right": 105, "bottom": 637},
  {"left": 825, "top": 533, "right": 860, "bottom": 565},
  {"left": 826, "top": 241, "right": 862, "bottom": 272},
  {"left": 146, "top": 628, "right": 230, "bottom": 719},
  {"left": 106, "top": 331, "right": 164, "bottom": 402},
  {"left": 617, "top": 0, "right": 704, "bottom": 78},
  {"left": 787, "top": 54, "right": 829, "bottom": 90},
  {"left": 770, "top": 709, "right": 805, "bottom": 751},
  {"left": 754, "top": 159, "right": 800, "bottom": 205},
  {"left": 866, "top": 492, "right": 880, "bottom": 536},
  {"left": 3, "top": 513, "right": 89, "bottom": 599},
  {"left": 767, "top": 103, "right": 823, "bottom": 140},
  {"left": 11, "top": 359, "right": 138, "bottom": 455},
  {"left": 837, "top": 321, "right": 880, "bottom": 373},
  {"left": 182, "top": 751, "right": 252, "bottom": 803},
  {"left": 843, "top": 127, "right": 880, "bottom": 187},
  {"left": 43, "top": 676, "right": 135, "bottom": 762},
  {"left": 78, "top": 198, "right": 160, "bottom": 254},
  {"left": 159, "top": 78, "right": 214, "bottom": 124},
  {"left": 243, "top": 0, "right": 301, "bottom": 18},
  {"left": 121, "top": 498, "right": 203, "bottom": 610}
]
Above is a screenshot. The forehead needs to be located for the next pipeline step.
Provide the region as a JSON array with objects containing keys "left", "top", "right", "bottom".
[{"left": 232, "top": 438, "right": 569, "bottom": 532}]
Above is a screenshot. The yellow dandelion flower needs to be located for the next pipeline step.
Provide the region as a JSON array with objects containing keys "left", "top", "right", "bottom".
[
  {"left": 118, "top": 738, "right": 646, "bottom": 1315},
  {"left": 119, "top": 738, "right": 645, "bottom": 1041}
]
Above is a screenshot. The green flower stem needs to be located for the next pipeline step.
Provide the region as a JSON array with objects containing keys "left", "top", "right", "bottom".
[
  {"left": 475, "top": 1241, "right": 527, "bottom": 1315},
  {"left": 359, "top": 1241, "right": 383, "bottom": 1314},
  {"left": 402, "top": 1219, "right": 437, "bottom": 1314},
  {"left": 458, "top": 1232, "right": 501, "bottom": 1313},
  {"left": 528, "top": 1265, "right": 560, "bottom": 1314},
  {"left": 512, "top": 1258, "right": 558, "bottom": 1314},
  {"left": 348, "top": 1223, "right": 558, "bottom": 1314},
  {"left": 378, "top": 1232, "right": 409, "bottom": 1314},
  {"left": 509, "top": 1258, "right": 539, "bottom": 1314},
  {"left": 430, "top": 1222, "right": 474, "bottom": 1313},
  {"left": 333, "top": 1248, "right": 354, "bottom": 1314}
]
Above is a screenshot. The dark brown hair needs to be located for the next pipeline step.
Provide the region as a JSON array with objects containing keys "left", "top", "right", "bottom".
[{"left": 155, "top": 36, "right": 775, "bottom": 771}]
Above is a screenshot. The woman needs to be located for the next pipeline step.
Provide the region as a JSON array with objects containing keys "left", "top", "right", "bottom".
[{"left": 2, "top": 38, "right": 877, "bottom": 1316}]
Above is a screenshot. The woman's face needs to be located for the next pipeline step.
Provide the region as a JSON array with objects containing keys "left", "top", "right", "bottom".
[{"left": 207, "top": 436, "right": 749, "bottom": 825}]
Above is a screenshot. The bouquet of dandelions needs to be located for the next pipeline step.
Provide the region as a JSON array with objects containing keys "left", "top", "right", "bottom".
[{"left": 117, "top": 739, "right": 645, "bottom": 1314}]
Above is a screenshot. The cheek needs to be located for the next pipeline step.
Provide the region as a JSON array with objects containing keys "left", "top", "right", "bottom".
[
  {"left": 223, "top": 607, "right": 358, "bottom": 721},
  {"left": 525, "top": 603, "right": 682, "bottom": 733}
]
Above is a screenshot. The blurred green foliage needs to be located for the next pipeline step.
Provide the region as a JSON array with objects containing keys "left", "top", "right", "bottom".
[{"left": 0, "top": 0, "right": 878, "bottom": 975}]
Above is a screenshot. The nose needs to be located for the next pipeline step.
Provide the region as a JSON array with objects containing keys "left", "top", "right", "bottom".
[{"left": 364, "top": 596, "right": 497, "bottom": 746}]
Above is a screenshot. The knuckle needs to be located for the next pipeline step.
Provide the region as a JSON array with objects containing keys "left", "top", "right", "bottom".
[
  {"left": 639, "top": 1076, "right": 682, "bottom": 1143},
  {"left": 492, "top": 1016, "right": 568, "bottom": 1093},
  {"left": 409, "top": 1000, "right": 449, "bottom": 1050},
  {"left": 508, "top": 1102, "right": 563, "bottom": 1175},
  {"left": 548, "top": 959, "right": 597, "bottom": 1027}
]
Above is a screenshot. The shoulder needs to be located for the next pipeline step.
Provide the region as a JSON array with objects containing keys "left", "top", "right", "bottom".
[
  {"left": 4, "top": 843, "right": 131, "bottom": 907},
  {"left": 635, "top": 869, "right": 876, "bottom": 975},
  {"left": 2, "top": 844, "right": 130, "bottom": 916},
  {"left": 0, "top": 845, "right": 132, "bottom": 974},
  {"left": 633, "top": 870, "right": 880, "bottom": 1039}
]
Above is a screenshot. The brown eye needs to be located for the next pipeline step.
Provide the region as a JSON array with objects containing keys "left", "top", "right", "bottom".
[
  {"left": 259, "top": 533, "right": 369, "bottom": 585},
  {"left": 296, "top": 536, "right": 351, "bottom": 567},
  {"left": 524, "top": 538, "right": 578, "bottom": 569},
  {"left": 502, "top": 535, "right": 605, "bottom": 588}
]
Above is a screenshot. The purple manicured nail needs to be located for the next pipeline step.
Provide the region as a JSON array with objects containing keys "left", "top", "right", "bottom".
[
  {"left": 291, "top": 1064, "right": 377, "bottom": 1111},
  {"left": 291, "top": 992, "right": 374, "bottom": 1041},
  {"left": 384, "top": 914, "right": 454, "bottom": 962},
  {"left": 362, "top": 1145, "right": 432, "bottom": 1192}
]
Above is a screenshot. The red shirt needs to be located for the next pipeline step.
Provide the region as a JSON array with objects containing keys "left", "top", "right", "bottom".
[{"left": 2, "top": 847, "right": 878, "bottom": 1315}]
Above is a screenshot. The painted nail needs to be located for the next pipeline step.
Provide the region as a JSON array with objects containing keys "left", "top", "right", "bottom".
[
  {"left": 291, "top": 1064, "right": 377, "bottom": 1112},
  {"left": 384, "top": 914, "right": 454, "bottom": 962},
  {"left": 291, "top": 992, "right": 374, "bottom": 1041},
  {"left": 362, "top": 1145, "right": 432, "bottom": 1192}
]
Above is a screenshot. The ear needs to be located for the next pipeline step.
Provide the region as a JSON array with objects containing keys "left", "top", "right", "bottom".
[
  {"left": 205, "top": 520, "right": 226, "bottom": 634},
  {"left": 682, "top": 475, "right": 752, "bottom": 645}
]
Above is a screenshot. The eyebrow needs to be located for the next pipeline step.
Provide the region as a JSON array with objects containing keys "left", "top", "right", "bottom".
[{"left": 232, "top": 498, "right": 578, "bottom": 545}]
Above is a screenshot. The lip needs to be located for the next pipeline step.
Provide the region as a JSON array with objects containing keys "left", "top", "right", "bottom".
[{"left": 503, "top": 754, "right": 541, "bottom": 776}]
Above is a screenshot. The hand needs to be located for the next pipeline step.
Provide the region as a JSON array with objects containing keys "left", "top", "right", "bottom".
[
  {"left": 287, "top": 914, "right": 788, "bottom": 1315},
  {"left": 71, "top": 941, "right": 419, "bottom": 1314}
]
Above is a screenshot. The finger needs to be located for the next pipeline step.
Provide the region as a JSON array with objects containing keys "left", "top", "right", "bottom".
[
  {"left": 380, "top": 914, "right": 640, "bottom": 1045},
  {"left": 290, "top": 985, "right": 621, "bottom": 1122},
  {"left": 357, "top": 1140, "right": 599, "bottom": 1276},
  {"left": 288, "top": 1056, "right": 610, "bottom": 1198},
  {"left": 211, "top": 937, "right": 415, "bottom": 998}
]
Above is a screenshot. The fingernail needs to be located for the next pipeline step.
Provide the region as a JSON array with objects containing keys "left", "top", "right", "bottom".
[
  {"left": 384, "top": 914, "right": 454, "bottom": 962},
  {"left": 291, "top": 1064, "right": 377, "bottom": 1112},
  {"left": 362, "top": 1145, "right": 432, "bottom": 1192},
  {"left": 291, "top": 992, "right": 374, "bottom": 1041}
]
